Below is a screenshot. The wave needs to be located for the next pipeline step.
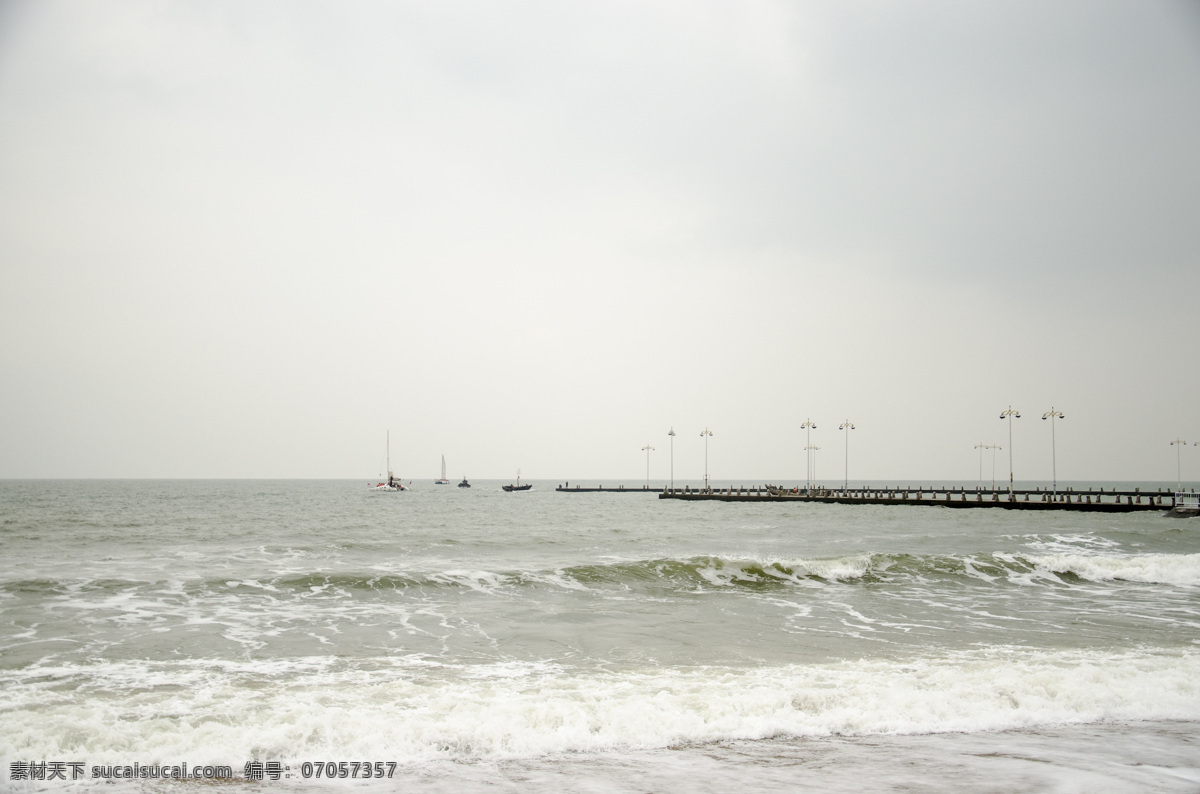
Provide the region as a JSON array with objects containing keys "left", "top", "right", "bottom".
[
  {"left": 3, "top": 551, "right": 1197, "bottom": 604},
  {"left": 2, "top": 648, "right": 1197, "bottom": 764},
  {"left": 3, "top": 551, "right": 1198, "bottom": 600},
  {"left": 632, "top": 552, "right": 1200, "bottom": 589},
  {"left": 0, "top": 557, "right": 880, "bottom": 601},
  {"left": 1022, "top": 553, "right": 1200, "bottom": 587}
]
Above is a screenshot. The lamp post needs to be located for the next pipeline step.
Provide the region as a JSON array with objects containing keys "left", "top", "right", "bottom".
[
  {"left": 1042, "top": 408, "right": 1064, "bottom": 498},
  {"left": 807, "top": 445, "right": 820, "bottom": 487},
  {"left": 999, "top": 406, "right": 1020, "bottom": 497},
  {"left": 801, "top": 419, "right": 817, "bottom": 490},
  {"left": 1171, "top": 438, "right": 1189, "bottom": 492},
  {"left": 641, "top": 444, "right": 655, "bottom": 489},
  {"left": 988, "top": 444, "right": 1001, "bottom": 491},
  {"left": 974, "top": 443, "right": 986, "bottom": 491},
  {"left": 838, "top": 420, "right": 855, "bottom": 491},
  {"left": 700, "top": 428, "right": 713, "bottom": 492},
  {"left": 667, "top": 428, "right": 676, "bottom": 491}
]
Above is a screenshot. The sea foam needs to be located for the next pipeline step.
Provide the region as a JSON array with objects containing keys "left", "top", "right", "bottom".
[
  {"left": 1025, "top": 553, "right": 1200, "bottom": 587},
  {"left": 3, "top": 648, "right": 1197, "bottom": 765}
]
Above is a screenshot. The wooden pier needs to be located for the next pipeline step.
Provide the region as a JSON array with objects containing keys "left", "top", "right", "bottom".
[
  {"left": 555, "top": 484, "right": 659, "bottom": 493},
  {"left": 657, "top": 485, "right": 1188, "bottom": 513}
]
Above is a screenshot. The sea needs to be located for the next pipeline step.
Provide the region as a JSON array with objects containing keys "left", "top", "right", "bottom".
[{"left": 1, "top": 478, "right": 1198, "bottom": 793}]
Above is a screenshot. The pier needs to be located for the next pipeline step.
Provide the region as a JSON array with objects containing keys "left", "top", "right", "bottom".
[
  {"left": 657, "top": 485, "right": 1189, "bottom": 513},
  {"left": 555, "top": 484, "right": 659, "bottom": 493}
]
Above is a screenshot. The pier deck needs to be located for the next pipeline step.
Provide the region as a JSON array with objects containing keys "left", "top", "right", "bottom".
[
  {"left": 555, "top": 484, "right": 659, "bottom": 493},
  {"left": 656, "top": 486, "right": 1186, "bottom": 512}
]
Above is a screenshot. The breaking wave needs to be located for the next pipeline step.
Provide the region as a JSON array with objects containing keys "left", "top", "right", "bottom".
[
  {"left": 2, "top": 648, "right": 1197, "bottom": 764},
  {"left": 3, "top": 551, "right": 1197, "bottom": 600}
]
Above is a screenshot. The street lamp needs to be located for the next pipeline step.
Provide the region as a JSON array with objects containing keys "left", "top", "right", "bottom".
[
  {"left": 1170, "top": 438, "right": 1189, "bottom": 492},
  {"left": 641, "top": 444, "right": 655, "bottom": 489},
  {"left": 839, "top": 420, "right": 855, "bottom": 491},
  {"left": 999, "top": 406, "right": 1020, "bottom": 497},
  {"left": 700, "top": 428, "right": 713, "bottom": 492},
  {"left": 807, "top": 445, "right": 820, "bottom": 487},
  {"left": 1042, "top": 408, "right": 1065, "bottom": 498},
  {"left": 801, "top": 419, "right": 817, "bottom": 490},
  {"left": 974, "top": 443, "right": 986, "bottom": 490},
  {"left": 667, "top": 428, "right": 676, "bottom": 491},
  {"left": 969, "top": 448, "right": 998, "bottom": 491}
]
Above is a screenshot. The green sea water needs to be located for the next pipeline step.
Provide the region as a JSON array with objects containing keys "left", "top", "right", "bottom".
[{"left": 1, "top": 479, "right": 1197, "bottom": 791}]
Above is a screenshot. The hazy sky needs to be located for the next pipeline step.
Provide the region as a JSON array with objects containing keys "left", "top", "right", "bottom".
[{"left": 1, "top": 0, "right": 1198, "bottom": 482}]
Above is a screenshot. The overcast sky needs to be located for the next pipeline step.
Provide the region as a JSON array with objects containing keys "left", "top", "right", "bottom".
[{"left": 1, "top": 0, "right": 1198, "bottom": 482}]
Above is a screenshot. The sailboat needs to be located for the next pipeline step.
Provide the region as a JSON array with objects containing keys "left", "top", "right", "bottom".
[
  {"left": 502, "top": 470, "right": 532, "bottom": 492},
  {"left": 435, "top": 455, "right": 450, "bottom": 485},
  {"left": 373, "top": 431, "right": 408, "bottom": 491}
]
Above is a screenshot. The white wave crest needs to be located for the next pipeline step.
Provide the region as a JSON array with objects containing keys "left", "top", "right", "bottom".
[
  {"left": 696, "top": 555, "right": 874, "bottom": 586},
  {"left": 426, "top": 569, "right": 510, "bottom": 593},
  {"left": 1026, "top": 553, "right": 1200, "bottom": 587},
  {"left": 795, "top": 554, "right": 874, "bottom": 581},
  {"left": 4, "top": 648, "right": 1196, "bottom": 765}
]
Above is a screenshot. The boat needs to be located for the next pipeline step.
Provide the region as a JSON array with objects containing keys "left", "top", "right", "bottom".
[
  {"left": 457, "top": 476, "right": 471, "bottom": 488},
  {"left": 435, "top": 455, "right": 450, "bottom": 485},
  {"left": 1165, "top": 491, "right": 1200, "bottom": 518},
  {"left": 376, "top": 473, "right": 407, "bottom": 491},
  {"left": 502, "top": 470, "right": 532, "bottom": 492},
  {"left": 373, "top": 431, "right": 408, "bottom": 491}
]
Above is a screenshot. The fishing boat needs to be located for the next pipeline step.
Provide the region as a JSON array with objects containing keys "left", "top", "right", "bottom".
[
  {"left": 435, "top": 455, "right": 450, "bottom": 485},
  {"left": 373, "top": 431, "right": 408, "bottom": 491},
  {"left": 457, "top": 476, "right": 471, "bottom": 488},
  {"left": 502, "top": 470, "right": 532, "bottom": 492}
]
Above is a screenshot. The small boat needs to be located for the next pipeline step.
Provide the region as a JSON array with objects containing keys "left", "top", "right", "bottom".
[
  {"left": 435, "top": 455, "right": 450, "bottom": 485},
  {"left": 373, "top": 431, "right": 408, "bottom": 491},
  {"left": 1165, "top": 491, "right": 1200, "bottom": 518},
  {"left": 502, "top": 470, "right": 532, "bottom": 492},
  {"left": 457, "top": 476, "right": 471, "bottom": 488},
  {"left": 376, "top": 474, "right": 407, "bottom": 491}
]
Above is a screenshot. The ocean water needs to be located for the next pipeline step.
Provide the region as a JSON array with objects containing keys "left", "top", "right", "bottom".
[{"left": 1, "top": 479, "right": 1198, "bottom": 792}]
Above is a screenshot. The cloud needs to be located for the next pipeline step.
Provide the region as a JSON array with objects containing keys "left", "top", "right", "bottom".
[{"left": 1, "top": 0, "right": 1197, "bottom": 480}]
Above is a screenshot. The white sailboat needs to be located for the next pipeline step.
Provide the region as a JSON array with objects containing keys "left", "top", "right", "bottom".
[
  {"left": 435, "top": 454, "right": 450, "bottom": 485},
  {"left": 373, "top": 431, "right": 408, "bottom": 491}
]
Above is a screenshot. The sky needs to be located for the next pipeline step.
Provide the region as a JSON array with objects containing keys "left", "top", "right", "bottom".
[{"left": 1, "top": 0, "right": 1198, "bottom": 483}]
